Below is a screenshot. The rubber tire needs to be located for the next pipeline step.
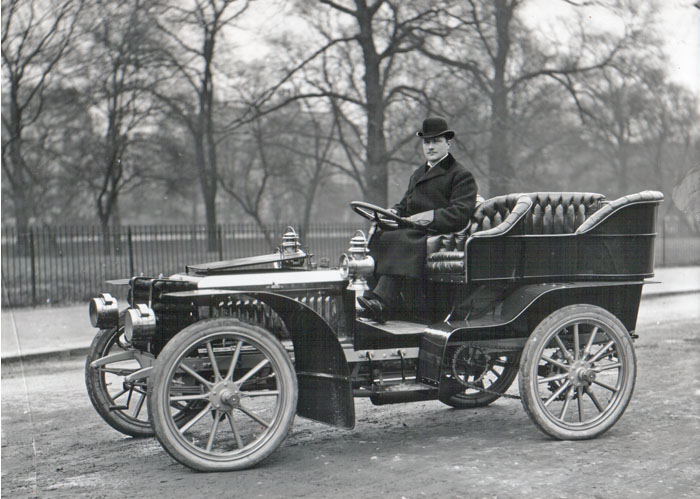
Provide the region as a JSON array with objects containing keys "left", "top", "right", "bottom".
[
  {"left": 444, "top": 353, "right": 520, "bottom": 409},
  {"left": 85, "top": 317, "right": 153, "bottom": 438},
  {"left": 148, "top": 318, "right": 297, "bottom": 472},
  {"left": 518, "top": 304, "right": 636, "bottom": 440}
]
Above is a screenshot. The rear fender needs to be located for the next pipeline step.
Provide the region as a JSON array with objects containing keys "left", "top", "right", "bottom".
[
  {"left": 163, "top": 289, "right": 355, "bottom": 429},
  {"left": 416, "top": 281, "right": 644, "bottom": 403}
]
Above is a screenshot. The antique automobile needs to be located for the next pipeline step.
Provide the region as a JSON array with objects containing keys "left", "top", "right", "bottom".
[{"left": 85, "top": 190, "right": 663, "bottom": 472}]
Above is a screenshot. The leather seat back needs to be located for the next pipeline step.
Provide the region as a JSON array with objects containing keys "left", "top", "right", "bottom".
[
  {"left": 471, "top": 192, "right": 607, "bottom": 236},
  {"left": 518, "top": 192, "right": 606, "bottom": 235},
  {"left": 427, "top": 192, "right": 606, "bottom": 254}
]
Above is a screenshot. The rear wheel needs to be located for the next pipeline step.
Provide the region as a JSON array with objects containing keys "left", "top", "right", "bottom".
[
  {"left": 148, "top": 318, "right": 297, "bottom": 471},
  {"left": 85, "top": 317, "right": 154, "bottom": 437},
  {"left": 519, "top": 304, "right": 636, "bottom": 440},
  {"left": 444, "top": 349, "right": 520, "bottom": 408}
]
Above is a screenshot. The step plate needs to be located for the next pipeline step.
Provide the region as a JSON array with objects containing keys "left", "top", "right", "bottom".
[{"left": 354, "top": 319, "right": 428, "bottom": 350}]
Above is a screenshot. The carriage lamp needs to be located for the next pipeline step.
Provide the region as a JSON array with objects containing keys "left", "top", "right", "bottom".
[
  {"left": 124, "top": 303, "right": 157, "bottom": 342},
  {"left": 89, "top": 293, "right": 119, "bottom": 328},
  {"left": 276, "top": 226, "right": 306, "bottom": 268},
  {"left": 281, "top": 226, "right": 301, "bottom": 253},
  {"left": 339, "top": 230, "right": 375, "bottom": 291}
]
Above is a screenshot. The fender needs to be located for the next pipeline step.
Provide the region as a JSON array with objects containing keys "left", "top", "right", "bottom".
[
  {"left": 163, "top": 288, "right": 355, "bottom": 429},
  {"left": 415, "top": 281, "right": 645, "bottom": 404}
]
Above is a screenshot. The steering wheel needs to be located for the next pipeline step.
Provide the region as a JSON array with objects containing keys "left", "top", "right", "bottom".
[{"left": 350, "top": 201, "right": 423, "bottom": 231}]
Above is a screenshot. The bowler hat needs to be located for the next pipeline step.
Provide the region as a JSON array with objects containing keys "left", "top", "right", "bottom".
[{"left": 416, "top": 116, "right": 455, "bottom": 140}]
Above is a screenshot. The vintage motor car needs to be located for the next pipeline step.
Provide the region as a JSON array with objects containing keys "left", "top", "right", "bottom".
[{"left": 85, "top": 190, "right": 663, "bottom": 472}]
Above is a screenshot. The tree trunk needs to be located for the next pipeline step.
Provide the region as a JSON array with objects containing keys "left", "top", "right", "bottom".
[
  {"left": 365, "top": 105, "right": 388, "bottom": 206},
  {"left": 205, "top": 116, "right": 219, "bottom": 252},
  {"left": 13, "top": 190, "right": 32, "bottom": 257},
  {"left": 302, "top": 174, "right": 321, "bottom": 230},
  {"left": 198, "top": 31, "right": 219, "bottom": 253},
  {"left": 488, "top": 88, "right": 513, "bottom": 195},
  {"left": 487, "top": 0, "right": 515, "bottom": 196},
  {"left": 617, "top": 142, "right": 630, "bottom": 195},
  {"left": 204, "top": 194, "right": 218, "bottom": 253},
  {"left": 193, "top": 127, "right": 218, "bottom": 252},
  {"left": 7, "top": 87, "right": 33, "bottom": 255},
  {"left": 100, "top": 217, "right": 112, "bottom": 257},
  {"left": 112, "top": 202, "right": 122, "bottom": 255},
  {"left": 358, "top": 4, "right": 388, "bottom": 207},
  {"left": 97, "top": 187, "right": 118, "bottom": 256}
]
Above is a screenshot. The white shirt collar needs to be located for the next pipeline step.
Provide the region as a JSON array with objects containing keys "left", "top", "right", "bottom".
[{"left": 427, "top": 153, "right": 449, "bottom": 169}]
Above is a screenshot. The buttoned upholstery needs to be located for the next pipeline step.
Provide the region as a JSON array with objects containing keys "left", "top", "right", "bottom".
[
  {"left": 425, "top": 192, "right": 607, "bottom": 277},
  {"left": 474, "top": 192, "right": 606, "bottom": 236}
]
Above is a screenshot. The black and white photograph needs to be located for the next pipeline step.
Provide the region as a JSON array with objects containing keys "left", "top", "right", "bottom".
[{"left": 2, "top": 0, "right": 699, "bottom": 497}]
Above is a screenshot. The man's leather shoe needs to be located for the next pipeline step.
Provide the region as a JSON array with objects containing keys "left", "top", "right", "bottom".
[{"left": 357, "top": 296, "right": 388, "bottom": 324}]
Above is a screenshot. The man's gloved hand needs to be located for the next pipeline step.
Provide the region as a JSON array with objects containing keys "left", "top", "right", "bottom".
[
  {"left": 378, "top": 208, "right": 399, "bottom": 224},
  {"left": 404, "top": 210, "right": 434, "bottom": 227}
]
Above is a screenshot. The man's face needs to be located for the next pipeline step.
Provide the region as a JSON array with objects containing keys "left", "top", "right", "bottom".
[{"left": 422, "top": 136, "right": 450, "bottom": 163}]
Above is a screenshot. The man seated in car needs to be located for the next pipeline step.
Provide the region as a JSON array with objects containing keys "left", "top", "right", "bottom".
[{"left": 358, "top": 116, "right": 478, "bottom": 323}]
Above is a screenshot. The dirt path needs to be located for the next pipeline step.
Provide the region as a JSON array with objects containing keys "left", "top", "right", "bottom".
[{"left": 2, "top": 295, "right": 699, "bottom": 498}]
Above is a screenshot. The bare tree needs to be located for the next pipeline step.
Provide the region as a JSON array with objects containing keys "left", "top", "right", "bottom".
[
  {"left": 644, "top": 81, "right": 700, "bottom": 225},
  {"left": 35, "top": 86, "right": 96, "bottom": 223},
  {"left": 255, "top": 100, "right": 341, "bottom": 229},
  {"left": 72, "top": 0, "right": 163, "bottom": 252},
  {"left": 217, "top": 99, "right": 341, "bottom": 239},
  {"left": 574, "top": 66, "right": 655, "bottom": 193},
  {"left": 1, "top": 0, "right": 84, "bottom": 251},
  {"left": 150, "top": 0, "right": 250, "bottom": 252},
  {"left": 555, "top": 33, "right": 700, "bottom": 201},
  {"left": 412, "top": 0, "right": 634, "bottom": 195},
  {"left": 285, "top": 104, "right": 339, "bottom": 229},
  {"left": 245, "top": 0, "right": 440, "bottom": 207},
  {"left": 218, "top": 115, "right": 285, "bottom": 248},
  {"left": 141, "top": 121, "right": 200, "bottom": 223}
]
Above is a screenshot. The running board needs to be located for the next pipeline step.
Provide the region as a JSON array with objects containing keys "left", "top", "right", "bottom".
[
  {"left": 368, "top": 388, "right": 439, "bottom": 406},
  {"left": 354, "top": 319, "right": 428, "bottom": 350}
]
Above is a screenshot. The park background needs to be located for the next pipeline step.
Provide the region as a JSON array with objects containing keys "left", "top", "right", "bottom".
[{"left": 2, "top": 0, "right": 700, "bottom": 307}]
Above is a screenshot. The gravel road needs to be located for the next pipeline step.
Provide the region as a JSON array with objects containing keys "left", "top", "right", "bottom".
[{"left": 2, "top": 294, "right": 699, "bottom": 498}]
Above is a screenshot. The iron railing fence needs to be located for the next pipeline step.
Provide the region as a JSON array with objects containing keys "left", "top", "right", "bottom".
[
  {"left": 1, "top": 220, "right": 698, "bottom": 307},
  {"left": 1, "top": 223, "right": 363, "bottom": 307}
]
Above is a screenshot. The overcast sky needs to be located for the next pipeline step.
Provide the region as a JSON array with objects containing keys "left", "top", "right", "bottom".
[
  {"left": 522, "top": 0, "right": 699, "bottom": 94},
  {"left": 661, "top": 0, "right": 700, "bottom": 93},
  {"left": 240, "top": 0, "right": 700, "bottom": 97}
]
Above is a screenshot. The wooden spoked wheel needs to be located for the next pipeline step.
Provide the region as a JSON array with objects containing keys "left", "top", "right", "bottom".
[
  {"left": 148, "top": 319, "right": 297, "bottom": 471},
  {"left": 519, "top": 305, "right": 636, "bottom": 440}
]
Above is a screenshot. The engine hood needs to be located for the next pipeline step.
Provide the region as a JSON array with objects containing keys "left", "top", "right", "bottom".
[{"left": 170, "top": 269, "right": 347, "bottom": 291}]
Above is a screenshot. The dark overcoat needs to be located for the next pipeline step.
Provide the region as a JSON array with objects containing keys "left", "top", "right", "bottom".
[{"left": 369, "top": 153, "right": 477, "bottom": 279}]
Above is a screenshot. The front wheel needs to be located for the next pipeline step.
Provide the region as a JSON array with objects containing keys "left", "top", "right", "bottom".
[
  {"left": 148, "top": 318, "right": 297, "bottom": 472},
  {"left": 519, "top": 304, "right": 636, "bottom": 440}
]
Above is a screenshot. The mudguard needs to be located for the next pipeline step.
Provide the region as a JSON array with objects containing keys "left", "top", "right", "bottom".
[
  {"left": 163, "top": 289, "right": 355, "bottom": 429},
  {"left": 416, "top": 281, "right": 644, "bottom": 404}
]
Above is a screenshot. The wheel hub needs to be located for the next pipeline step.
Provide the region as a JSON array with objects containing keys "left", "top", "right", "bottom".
[
  {"left": 569, "top": 360, "right": 596, "bottom": 387},
  {"left": 209, "top": 380, "right": 240, "bottom": 410}
]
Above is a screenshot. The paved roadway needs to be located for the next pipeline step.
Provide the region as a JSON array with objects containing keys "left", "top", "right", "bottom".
[
  {"left": 1, "top": 292, "right": 698, "bottom": 498},
  {"left": 2, "top": 266, "right": 699, "bottom": 362}
]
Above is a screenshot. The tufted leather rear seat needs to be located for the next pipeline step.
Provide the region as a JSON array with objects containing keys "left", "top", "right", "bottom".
[{"left": 425, "top": 192, "right": 607, "bottom": 278}]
